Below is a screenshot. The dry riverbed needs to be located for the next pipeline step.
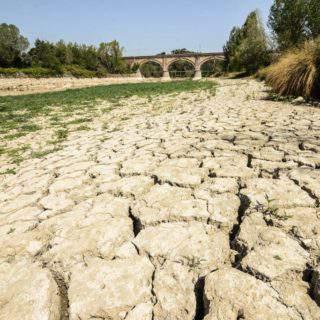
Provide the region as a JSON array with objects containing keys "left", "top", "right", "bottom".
[{"left": 0, "top": 78, "right": 320, "bottom": 319}]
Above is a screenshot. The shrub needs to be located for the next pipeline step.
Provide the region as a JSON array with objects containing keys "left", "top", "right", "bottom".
[
  {"left": 264, "top": 37, "right": 320, "bottom": 98},
  {"left": 63, "top": 65, "right": 98, "bottom": 78},
  {"left": 0, "top": 67, "right": 61, "bottom": 78}
]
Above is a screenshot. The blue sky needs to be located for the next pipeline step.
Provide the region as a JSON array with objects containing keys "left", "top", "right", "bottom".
[{"left": 1, "top": 0, "right": 274, "bottom": 55}]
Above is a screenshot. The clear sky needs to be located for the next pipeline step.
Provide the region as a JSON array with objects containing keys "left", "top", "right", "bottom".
[{"left": 1, "top": 0, "right": 274, "bottom": 56}]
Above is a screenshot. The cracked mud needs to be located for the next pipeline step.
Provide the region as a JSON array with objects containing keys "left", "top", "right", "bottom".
[{"left": 0, "top": 79, "right": 320, "bottom": 319}]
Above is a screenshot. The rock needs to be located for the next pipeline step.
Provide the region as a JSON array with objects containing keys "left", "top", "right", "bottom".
[
  {"left": 153, "top": 262, "right": 196, "bottom": 320},
  {"left": 0, "top": 260, "right": 61, "bottom": 319},
  {"left": 292, "top": 96, "right": 306, "bottom": 105},
  {"left": 69, "top": 256, "right": 154, "bottom": 319},
  {"left": 204, "top": 268, "right": 302, "bottom": 319}
]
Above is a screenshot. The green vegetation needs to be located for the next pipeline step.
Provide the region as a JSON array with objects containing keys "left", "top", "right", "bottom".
[
  {"left": 221, "top": 0, "right": 320, "bottom": 99},
  {"left": 224, "top": 10, "right": 271, "bottom": 74},
  {"left": 0, "top": 23, "right": 29, "bottom": 68},
  {"left": 140, "top": 62, "right": 163, "bottom": 78},
  {"left": 255, "top": 195, "right": 292, "bottom": 221},
  {"left": 268, "top": 0, "right": 320, "bottom": 51},
  {"left": 0, "top": 22, "right": 133, "bottom": 76},
  {"left": 0, "top": 80, "right": 216, "bottom": 165}
]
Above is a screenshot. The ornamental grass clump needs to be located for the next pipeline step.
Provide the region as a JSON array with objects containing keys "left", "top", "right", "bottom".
[{"left": 265, "top": 37, "right": 320, "bottom": 99}]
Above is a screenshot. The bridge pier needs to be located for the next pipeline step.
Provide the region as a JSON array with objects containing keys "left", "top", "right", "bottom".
[
  {"left": 194, "top": 69, "right": 202, "bottom": 80},
  {"left": 135, "top": 69, "right": 143, "bottom": 79},
  {"left": 161, "top": 70, "right": 171, "bottom": 81}
]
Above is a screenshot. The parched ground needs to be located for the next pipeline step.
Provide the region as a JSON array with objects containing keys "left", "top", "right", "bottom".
[{"left": 0, "top": 78, "right": 320, "bottom": 319}]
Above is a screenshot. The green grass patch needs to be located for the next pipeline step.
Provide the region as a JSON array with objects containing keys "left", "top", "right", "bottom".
[
  {"left": 0, "top": 80, "right": 216, "bottom": 134},
  {"left": 0, "top": 168, "right": 16, "bottom": 175},
  {"left": 31, "top": 148, "right": 61, "bottom": 159},
  {"left": 67, "top": 117, "right": 92, "bottom": 125},
  {"left": 4, "top": 132, "right": 27, "bottom": 140}
]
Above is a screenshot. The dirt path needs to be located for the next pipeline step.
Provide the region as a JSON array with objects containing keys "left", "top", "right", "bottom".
[{"left": 0, "top": 78, "right": 320, "bottom": 319}]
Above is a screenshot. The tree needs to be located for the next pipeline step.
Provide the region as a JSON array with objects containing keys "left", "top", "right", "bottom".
[
  {"left": 224, "top": 11, "right": 270, "bottom": 74},
  {"left": 98, "top": 40, "right": 125, "bottom": 73},
  {"left": 28, "top": 39, "right": 60, "bottom": 69},
  {"left": 223, "top": 27, "right": 242, "bottom": 71},
  {"left": 55, "top": 40, "right": 73, "bottom": 65},
  {"left": 0, "top": 23, "right": 29, "bottom": 67},
  {"left": 171, "top": 49, "right": 194, "bottom": 55},
  {"left": 236, "top": 11, "right": 271, "bottom": 73},
  {"left": 268, "top": 0, "right": 309, "bottom": 50}
]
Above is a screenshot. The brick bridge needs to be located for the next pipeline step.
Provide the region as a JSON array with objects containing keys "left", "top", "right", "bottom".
[{"left": 123, "top": 52, "right": 225, "bottom": 79}]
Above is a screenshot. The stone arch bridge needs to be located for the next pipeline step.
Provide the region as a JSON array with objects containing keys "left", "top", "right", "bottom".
[{"left": 124, "top": 52, "right": 225, "bottom": 79}]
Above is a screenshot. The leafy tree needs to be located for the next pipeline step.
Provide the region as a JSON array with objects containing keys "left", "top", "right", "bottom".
[
  {"left": 236, "top": 11, "right": 270, "bottom": 73},
  {"left": 268, "top": 0, "right": 309, "bottom": 50},
  {"left": 28, "top": 39, "right": 61, "bottom": 69},
  {"left": 98, "top": 40, "right": 125, "bottom": 73},
  {"left": 224, "top": 11, "right": 270, "bottom": 73},
  {"left": 223, "top": 27, "right": 242, "bottom": 71},
  {"left": 55, "top": 40, "right": 73, "bottom": 65},
  {"left": 171, "top": 49, "right": 194, "bottom": 54},
  {"left": 140, "top": 61, "right": 163, "bottom": 77},
  {"left": 0, "top": 23, "right": 29, "bottom": 67}
]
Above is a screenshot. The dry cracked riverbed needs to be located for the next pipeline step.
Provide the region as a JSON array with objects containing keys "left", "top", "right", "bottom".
[{"left": 0, "top": 79, "right": 320, "bottom": 319}]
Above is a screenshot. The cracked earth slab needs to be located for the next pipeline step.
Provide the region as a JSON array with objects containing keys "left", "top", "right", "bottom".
[{"left": 0, "top": 78, "right": 320, "bottom": 319}]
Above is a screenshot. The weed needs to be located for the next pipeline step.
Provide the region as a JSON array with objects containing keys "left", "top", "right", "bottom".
[
  {"left": 31, "top": 148, "right": 60, "bottom": 159},
  {"left": 20, "top": 124, "right": 41, "bottom": 132},
  {"left": 0, "top": 168, "right": 16, "bottom": 175},
  {"left": 6, "top": 227, "right": 15, "bottom": 234},
  {"left": 255, "top": 195, "right": 292, "bottom": 221},
  {"left": 76, "top": 125, "right": 90, "bottom": 131}
]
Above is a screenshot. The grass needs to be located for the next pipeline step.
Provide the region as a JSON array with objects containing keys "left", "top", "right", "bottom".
[
  {"left": 0, "top": 80, "right": 216, "bottom": 166},
  {"left": 0, "top": 80, "right": 216, "bottom": 133},
  {"left": 263, "top": 37, "right": 320, "bottom": 99}
]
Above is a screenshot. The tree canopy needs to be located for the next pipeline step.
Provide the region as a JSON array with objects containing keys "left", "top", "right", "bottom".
[
  {"left": 0, "top": 23, "right": 29, "bottom": 67},
  {"left": 224, "top": 10, "right": 270, "bottom": 74},
  {"left": 268, "top": 0, "right": 320, "bottom": 50}
]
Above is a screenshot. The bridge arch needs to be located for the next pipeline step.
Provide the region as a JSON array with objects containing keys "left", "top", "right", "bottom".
[
  {"left": 138, "top": 59, "right": 163, "bottom": 78},
  {"left": 200, "top": 57, "right": 224, "bottom": 77},
  {"left": 167, "top": 58, "right": 196, "bottom": 78}
]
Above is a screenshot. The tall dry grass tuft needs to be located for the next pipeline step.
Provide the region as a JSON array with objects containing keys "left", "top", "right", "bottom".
[{"left": 264, "top": 38, "right": 320, "bottom": 99}]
